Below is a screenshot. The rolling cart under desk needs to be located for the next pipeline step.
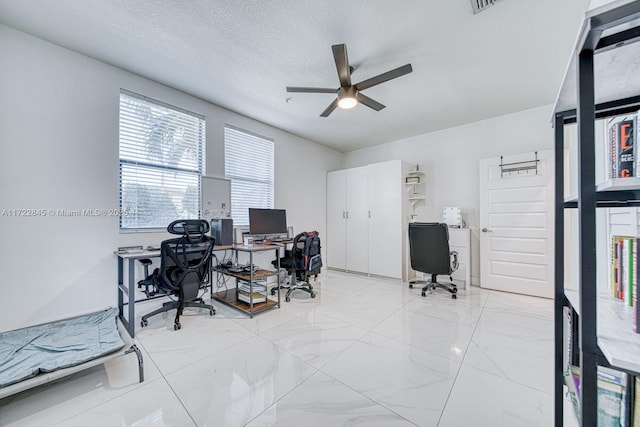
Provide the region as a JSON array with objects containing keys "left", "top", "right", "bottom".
[{"left": 212, "top": 243, "right": 285, "bottom": 318}]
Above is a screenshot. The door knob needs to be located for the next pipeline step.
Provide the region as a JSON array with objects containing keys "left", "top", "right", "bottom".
[{"left": 481, "top": 228, "right": 493, "bottom": 233}]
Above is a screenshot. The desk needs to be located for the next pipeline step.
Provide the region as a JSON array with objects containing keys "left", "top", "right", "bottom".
[
  {"left": 116, "top": 244, "right": 234, "bottom": 338},
  {"left": 116, "top": 243, "right": 286, "bottom": 338}
]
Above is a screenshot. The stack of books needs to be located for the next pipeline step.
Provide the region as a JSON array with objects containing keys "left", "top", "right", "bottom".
[
  {"left": 237, "top": 282, "right": 267, "bottom": 304},
  {"left": 610, "top": 235, "right": 639, "bottom": 332},
  {"left": 565, "top": 365, "right": 630, "bottom": 426}
]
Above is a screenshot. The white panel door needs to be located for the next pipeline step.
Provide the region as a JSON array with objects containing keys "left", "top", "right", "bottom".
[
  {"left": 346, "top": 166, "right": 369, "bottom": 274},
  {"left": 479, "top": 150, "right": 554, "bottom": 298},
  {"left": 326, "top": 170, "right": 346, "bottom": 270},
  {"left": 368, "top": 161, "right": 403, "bottom": 278}
]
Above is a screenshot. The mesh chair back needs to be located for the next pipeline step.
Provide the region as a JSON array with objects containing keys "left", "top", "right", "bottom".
[{"left": 160, "top": 220, "right": 215, "bottom": 300}]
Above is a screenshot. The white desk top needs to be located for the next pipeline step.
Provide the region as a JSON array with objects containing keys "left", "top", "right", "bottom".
[{"left": 115, "top": 241, "right": 289, "bottom": 259}]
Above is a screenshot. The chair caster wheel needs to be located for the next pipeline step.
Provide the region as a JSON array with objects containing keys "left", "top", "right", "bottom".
[
  {"left": 285, "top": 296, "right": 290, "bottom": 302},
  {"left": 271, "top": 289, "right": 277, "bottom": 295},
  {"left": 452, "top": 294, "right": 457, "bottom": 299},
  {"left": 210, "top": 310, "right": 215, "bottom": 316},
  {"left": 141, "top": 319, "right": 148, "bottom": 327},
  {"left": 310, "top": 292, "right": 316, "bottom": 298},
  {"left": 174, "top": 322, "right": 181, "bottom": 330},
  {"left": 409, "top": 284, "right": 413, "bottom": 289},
  {"left": 421, "top": 292, "right": 426, "bottom": 297}
]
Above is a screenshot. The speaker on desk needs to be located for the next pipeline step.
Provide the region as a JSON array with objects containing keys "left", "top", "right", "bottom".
[{"left": 211, "top": 218, "right": 233, "bottom": 245}]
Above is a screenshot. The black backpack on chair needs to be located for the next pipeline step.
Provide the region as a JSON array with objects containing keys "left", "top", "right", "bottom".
[
  {"left": 301, "top": 231, "right": 322, "bottom": 274},
  {"left": 271, "top": 230, "right": 322, "bottom": 301}
]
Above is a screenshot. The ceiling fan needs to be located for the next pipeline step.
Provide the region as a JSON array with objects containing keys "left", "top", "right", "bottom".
[{"left": 286, "top": 44, "right": 413, "bottom": 117}]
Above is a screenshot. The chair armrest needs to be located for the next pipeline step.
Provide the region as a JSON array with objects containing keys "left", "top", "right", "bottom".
[{"left": 450, "top": 250, "right": 459, "bottom": 273}]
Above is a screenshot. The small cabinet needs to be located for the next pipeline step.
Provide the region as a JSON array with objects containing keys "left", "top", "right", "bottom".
[{"left": 448, "top": 228, "right": 471, "bottom": 289}]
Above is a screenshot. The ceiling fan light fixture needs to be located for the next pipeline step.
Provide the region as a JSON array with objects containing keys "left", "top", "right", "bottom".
[
  {"left": 338, "top": 86, "right": 358, "bottom": 109},
  {"left": 338, "top": 96, "right": 357, "bottom": 109}
]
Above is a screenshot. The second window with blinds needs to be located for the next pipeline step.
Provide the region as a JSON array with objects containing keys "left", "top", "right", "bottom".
[{"left": 224, "top": 126, "right": 274, "bottom": 228}]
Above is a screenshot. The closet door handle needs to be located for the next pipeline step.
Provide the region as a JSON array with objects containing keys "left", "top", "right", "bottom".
[{"left": 368, "top": 210, "right": 371, "bottom": 219}]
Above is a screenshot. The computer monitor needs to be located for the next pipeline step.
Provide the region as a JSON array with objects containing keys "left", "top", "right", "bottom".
[{"left": 248, "top": 208, "right": 287, "bottom": 237}]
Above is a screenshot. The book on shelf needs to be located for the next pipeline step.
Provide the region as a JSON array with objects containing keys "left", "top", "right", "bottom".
[
  {"left": 238, "top": 282, "right": 267, "bottom": 293},
  {"left": 563, "top": 306, "right": 573, "bottom": 374},
  {"left": 634, "top": 377, "right": 640, "bottom": 427},
  {"left": 611, "top": 236, "right": 625, "bottom": 300},
  {"left": 598, "top": 366, "right": 627, "bottom": 427},
  {"left": 564, "top": 366, "right": 581, "bottom": 420},
  {"left": 631, "top": 239, "right": 640, "bottom": 332},
  {"left": 624, "top": 237, "right": 634, "bottom": 306},
  {"left": 237, "top": 290, "right": 267, "bottom": 304},
  {"left": 565, "top": 365, "right": 628, "bottom": 426},
  {"left": 607, "top": 115, "right": 636, "bottom": 179}
]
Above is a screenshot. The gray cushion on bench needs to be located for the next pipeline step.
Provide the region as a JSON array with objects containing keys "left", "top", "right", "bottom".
[{"left": 0, "top": 308, "right": 124, "bottom": 389}]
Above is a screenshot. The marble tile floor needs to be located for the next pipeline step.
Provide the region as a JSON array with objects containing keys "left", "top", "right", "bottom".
[{"left": 0, "top": 271, "right": 560, "bottom": 426}]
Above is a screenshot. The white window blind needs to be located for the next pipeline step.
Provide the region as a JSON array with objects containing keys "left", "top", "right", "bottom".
[
  {"left": 119, "top": 90, "right": 205, "bottom": 230},
  {"left": 224, "top": 126, "right": 274, "bottom": 228}
]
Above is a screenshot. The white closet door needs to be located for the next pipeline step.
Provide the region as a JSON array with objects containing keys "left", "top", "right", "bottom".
[
  {"left": 326, "top": 170, "right": 347, "bottom": 270},
  {"left": 368, "top": 161, "right": 403, "bottom": 278},
  {"left": 346, "top": 166, "right": 369, "bottom": 273}
]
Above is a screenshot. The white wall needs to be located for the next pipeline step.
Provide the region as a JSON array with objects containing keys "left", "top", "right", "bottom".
[
  {"left": 0, "top": 25, "right": 341, "bottom": 331},
  {"left": 342, "top": 105, "right": 555, "bottom": 285}
]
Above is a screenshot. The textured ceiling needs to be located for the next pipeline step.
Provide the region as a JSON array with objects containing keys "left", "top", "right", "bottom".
[{"left": 0, "top": 0, "right": 591, "bottom": 152}]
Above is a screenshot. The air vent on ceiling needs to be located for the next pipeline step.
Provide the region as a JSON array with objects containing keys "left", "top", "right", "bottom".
[{"left": 471, "top": 0, "right": 503, "bottom": 14}]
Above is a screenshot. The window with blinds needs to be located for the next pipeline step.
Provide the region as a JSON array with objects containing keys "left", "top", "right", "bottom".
[
  {"left": 224, "top": 126, "right": 274, "bottom": 228},
  {"left": 119, "top": 90, "right": 205, "bottom": 230}
]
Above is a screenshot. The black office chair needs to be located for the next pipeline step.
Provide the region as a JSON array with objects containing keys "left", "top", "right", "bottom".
[
  {"left": 140, "top": 219, "right": 216, "bottom": 330},
  {"left": 408, "top": 222, "right": 459, "bottom": 299},
  {"left": 271, "top": 231, "right": 322, "bottom": 302}
]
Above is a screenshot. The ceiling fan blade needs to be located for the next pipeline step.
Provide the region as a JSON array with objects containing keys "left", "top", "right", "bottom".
[
  {"left": 332, "top": 44, "right": 352, "bottom": 87},
  {"left": 286, "top": 87, "right": 337, "bottom": 93},
  {"left": 356, "top": 93, "right": 385, "bottom": 111},
  {"left": 355, "top": 64, "right": 413, "bottom": 91},
  {"left": 320, "top": 98, "right": 339, "bottom": 117}
]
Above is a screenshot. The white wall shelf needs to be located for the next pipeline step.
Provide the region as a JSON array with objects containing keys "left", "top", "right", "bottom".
[{"left": 405, "top": 167, "right": 424, "bottom": 219}]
